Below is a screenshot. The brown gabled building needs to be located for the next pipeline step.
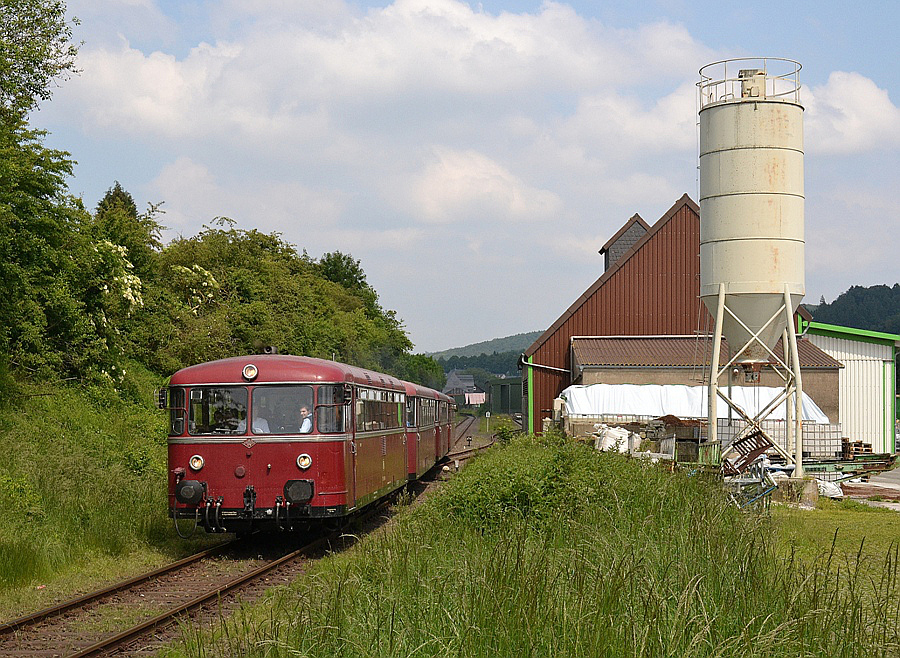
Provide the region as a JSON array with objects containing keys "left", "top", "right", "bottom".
[
  {"left": 523, "top": 195, "right": 706, "bottom": 432},
  {"left": 521, "top": 194, "right": 835, "bottom": 433}
]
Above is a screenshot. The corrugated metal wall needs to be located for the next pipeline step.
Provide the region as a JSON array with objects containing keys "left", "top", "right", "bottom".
[
  {"left": 525, "top": 196, "right": 709, "bottom": 431},
  {"left": 807, "top": 334, "right": 894, "bottom": 452}
]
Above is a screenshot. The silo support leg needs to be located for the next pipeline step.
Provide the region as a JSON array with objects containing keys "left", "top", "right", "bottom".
[
  {"left": 708, "top": 284, "right": 726, "bottom": 445},
  {"left": 785, "top": 286, "right": 805, "bottom": 478}
]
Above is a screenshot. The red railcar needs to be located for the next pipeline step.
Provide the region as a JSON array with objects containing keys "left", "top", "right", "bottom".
[
  {"left": 161, "top": 355, "right": 453, "bottom": 533},
  {"left": 403, "top": 382, "right": 452, "bottom": 479}
]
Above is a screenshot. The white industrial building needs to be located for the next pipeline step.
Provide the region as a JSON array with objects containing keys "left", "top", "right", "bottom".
[{"left": 802, "top": 320, "right": 899, "bottom": 453}]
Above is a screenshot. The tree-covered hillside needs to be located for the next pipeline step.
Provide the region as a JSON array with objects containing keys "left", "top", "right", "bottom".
[
  {"left": 812, "top": 284, "right": 900, "bottom": 335},
  {"left": 0, "top": 1, "right": 444, "bottom": 394},
  {"left": 437, "top": 351, "right": 521, "bottom": 377},
  {"left": 431, "top": 331, "right": 541, "bottom": 377},
  {"left": 429, "top": 331, "right": 541, "bottom": 360}
]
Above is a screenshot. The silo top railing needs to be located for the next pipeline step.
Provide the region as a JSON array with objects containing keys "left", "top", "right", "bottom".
[{"left": 698, "top": 57, "right": 801, "bottom": 108}]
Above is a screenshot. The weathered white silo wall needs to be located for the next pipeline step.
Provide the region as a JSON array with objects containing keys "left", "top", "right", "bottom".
[{"left": 699, "top": 75, "right": 805, "bottom": 362}]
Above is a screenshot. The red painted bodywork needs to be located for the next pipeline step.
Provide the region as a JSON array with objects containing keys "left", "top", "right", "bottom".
[
  {"left": 403, "top": 381, "right": 451, "bottom": 478},
  {"left": 167, "top": 355, "right": 452, "bottom": 531}
]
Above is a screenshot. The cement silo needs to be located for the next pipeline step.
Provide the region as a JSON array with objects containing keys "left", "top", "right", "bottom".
[{"left": 698, "top": 58, "right": 807, "bottom": 475}]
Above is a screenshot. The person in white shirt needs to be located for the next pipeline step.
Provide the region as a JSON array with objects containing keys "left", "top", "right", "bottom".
[{"left": 299, "top": 406, "right": 313, "bottom": 434}]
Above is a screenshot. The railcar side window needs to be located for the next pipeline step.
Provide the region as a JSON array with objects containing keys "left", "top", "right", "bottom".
[
  {"left": 188, "top": 387, "right": 248, "bottom": 435},
  {"left": 168, "top": 387, "right": 186, "bottom": 435},
  {"left": 355, "top": 388, "right": 403, "bottom": 431},
  {"left": 416, "top": 398, "right": 436, "bottom": 427},
  {"left": 406, "top": 397, "right": 415, "bottom": 427},
  {"left": 251, "top": 385, "right": 314, "bottom": 434}
]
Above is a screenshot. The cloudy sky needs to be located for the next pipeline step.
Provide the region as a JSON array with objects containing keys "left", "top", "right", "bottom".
[{"left": 36, "top": 0, "right": 900, "bottom": 352}]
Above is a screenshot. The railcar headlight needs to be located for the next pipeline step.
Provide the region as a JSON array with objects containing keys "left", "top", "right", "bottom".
[
  {"left": 297, "top": 453, "right": 312, "bottom": 470},
  {"left": 189, "top": 454, "right": 205, "bottom": 471},
  {"left": 242, "top": 363, "right": 259, "bottom": 381}
]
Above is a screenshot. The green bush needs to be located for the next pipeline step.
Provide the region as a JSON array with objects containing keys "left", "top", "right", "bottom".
[{"left": 492, "top": 417, "right": 517, "bottom": 442}]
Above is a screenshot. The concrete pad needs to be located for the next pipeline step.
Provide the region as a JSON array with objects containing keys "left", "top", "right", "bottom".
[
  {"left": 868, "top": 467, "right": 900, "bottom": 490},
  {"left": 856, "top": 499, "right": 900, "bottom": 512}
]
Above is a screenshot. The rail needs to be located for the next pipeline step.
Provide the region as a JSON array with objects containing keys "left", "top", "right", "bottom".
[
  {"left": 0, "top": 540, "right": 234, "bottom": 635},
  {"left": 446, "top": 439, "right": 495, "bottom": 463}
]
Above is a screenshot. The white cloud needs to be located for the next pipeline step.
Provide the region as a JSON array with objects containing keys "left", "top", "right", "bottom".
[
  {"left": 65, "top": 1, "right": 710, "bottom": 139},
  {"left": 409, "top": 147, "right": 563, "bottom": 223},
  {"left": 561, "top": 82, "right": 697, "bottom": 154},
  {"left": 805, "top": 71, "right": 900, "bottom": 154},
  {"left": 149, "top": 157, "right": 345, "bottom": 239},
  {"left": 74, "top": 42, "right": 240, "bottom": 136}
]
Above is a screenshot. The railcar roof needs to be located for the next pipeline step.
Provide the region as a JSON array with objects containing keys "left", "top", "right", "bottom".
[
  {"left": 169, "top": 355, "right": 406, "bottom": 390},
  {"left": 402, "top": 380, "right": 453, "bottom": 402}
]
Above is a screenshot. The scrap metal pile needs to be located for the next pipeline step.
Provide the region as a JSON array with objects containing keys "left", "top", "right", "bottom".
[{"left": 588, "top": 414, "right": 896, "bottom": 506}]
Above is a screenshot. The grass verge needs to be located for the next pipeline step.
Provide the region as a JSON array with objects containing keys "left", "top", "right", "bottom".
[{"left": 162, "top": 434, "right": 900, "bottom": 657}]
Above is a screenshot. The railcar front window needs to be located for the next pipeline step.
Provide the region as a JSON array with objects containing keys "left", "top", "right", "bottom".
[
  {"left": 316, "top": 384, "right": 345, "bottom": 434},
  {"left": 188, "top": 387, "right": 248, "bottom": 435},
  {"left": 251, "top": 385, "right": 314, "bottom": 434}
]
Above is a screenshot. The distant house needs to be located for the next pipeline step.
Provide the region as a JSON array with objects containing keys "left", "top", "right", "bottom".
[
  {"left": 443, "top": 370, "right": 485, "bottom": 407},
  {"left": 443, "top": 370, "right": 477, "bottom": 396}
]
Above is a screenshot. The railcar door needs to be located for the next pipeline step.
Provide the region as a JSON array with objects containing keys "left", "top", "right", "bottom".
[{"left": 348, "top": 388, "right": 358, "bottom": 509}]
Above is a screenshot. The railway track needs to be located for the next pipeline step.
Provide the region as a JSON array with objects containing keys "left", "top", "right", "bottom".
[
  {"left": 446, "top": 414, "right": 493, "bottom": 464},
  {"left": 452, "top": 414, "right": 478, "bottom": 449},
  {"left": 0, "top": 503, "right": 391, "bottom": 657},
  {"left": 446, "top": 441, "right": 494, "bottom": 463}
]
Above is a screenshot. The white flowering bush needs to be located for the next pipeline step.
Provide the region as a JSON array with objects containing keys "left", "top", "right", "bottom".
[
  {"left": 171, "top": 263, "right": 219, "bottom": 314},
  {"left": 94, "top": 240, "right": 143, "bottom": 315}
]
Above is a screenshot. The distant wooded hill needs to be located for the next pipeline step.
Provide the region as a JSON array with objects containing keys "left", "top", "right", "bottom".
[
  {"left": 428, "top": 331, "right": 543, "bottom": 360},
  {"left": 431, "top": 331, "right": 543, "bottom": 378},
  {"left": 811, "top": 284, "right": 900, "bottom": 335}
]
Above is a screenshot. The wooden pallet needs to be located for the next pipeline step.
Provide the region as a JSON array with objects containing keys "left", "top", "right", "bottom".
[{"left": 842, "top": 438, "right": 873, "bottom": 459}]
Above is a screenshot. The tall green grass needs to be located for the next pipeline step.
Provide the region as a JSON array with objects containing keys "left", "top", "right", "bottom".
[
  {"left": 166, "top": 433, "right": 900, "bottom": 657},
  {"left": 0, "top": 362, "right": 189, "bottom": 589}
]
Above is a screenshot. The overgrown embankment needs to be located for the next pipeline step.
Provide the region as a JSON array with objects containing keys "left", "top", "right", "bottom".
[
  {"left": 169, "top": 434, "right": 900, "bottom": 657},
  {"left": 0, "top": 362, "right": 210, "bottom": 600}
]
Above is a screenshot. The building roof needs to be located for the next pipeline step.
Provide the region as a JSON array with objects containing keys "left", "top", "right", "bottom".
[
  {"left": 571, "top": 335, "right": 843, "bottom": 370},
  {"left": 598, "top": 213, "right": 650, "bottom": 254},
  {"left": 442, "top": 370, "right": 481, "bottom": 394},
  {"left": 801, "top": 320, "right": 900, "bottom": 347},
  {"left": 525, "top": 194, "right": 816, "bottom": 359},
  {"left": 526, "top": 194, "right": 700, "bottom": 358}
]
